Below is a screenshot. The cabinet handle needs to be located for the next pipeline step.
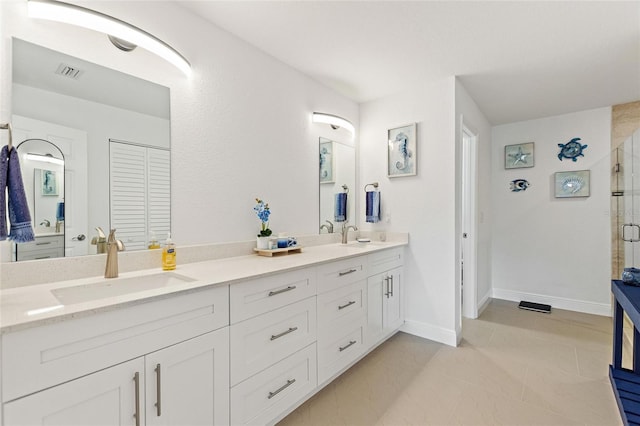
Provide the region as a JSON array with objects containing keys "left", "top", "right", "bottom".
[
  {"left": 390, "top": 275, "right": 394, "bottom": 297},
  {"left": 35, "top": 242, "right": 51, "bottom": 246},
  {"left": 268, "top": 285, "right": 297, "bottom": 296},
  {"left": 384, "top": 276, "right": 390, "bottom": 298},
  {"left": 339, "top": 269, "right": 357, "bottom": 276},
  {"left": 270, "top": 326, "right": 298, "bottom": 341},
  {"left": 339, "top": 340, "right": 357, "bottom": 352},
  {"left": 155, "top": 363, "right": 162, "bottom": 417},
  {"left": 268, "top": 379, "right": 296, "bottom": 399},
  {"left": 35, "top": 256, "right": 52, "bottom": 259},
  {"left": 133, "top": 372, "right": 141, "bottom": 426},
  {"left": 338, "top": 300, "right": 356, "bottom": 310}
]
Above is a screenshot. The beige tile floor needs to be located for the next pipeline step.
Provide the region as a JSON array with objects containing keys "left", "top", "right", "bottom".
[{"left": 278, "top": 299, "right": 623, "bottom": 426}]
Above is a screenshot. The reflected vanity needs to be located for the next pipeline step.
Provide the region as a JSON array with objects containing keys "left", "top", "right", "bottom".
[{"left": 6, "top": 38, "right": 171, "bottom": 261}]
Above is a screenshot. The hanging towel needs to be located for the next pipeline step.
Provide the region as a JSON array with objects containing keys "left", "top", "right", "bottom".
[
  {"left": 0, "top": 146, "right": 34, "bottom": 242},
  {"left": 56, "top": 201, "right": 65, "bottom": 221},
  {"left": 366, "top": 191, "right": 381, "bottom": 223},
  {"left": 335, "top": 193, "right": 347, "bottom": 222}
]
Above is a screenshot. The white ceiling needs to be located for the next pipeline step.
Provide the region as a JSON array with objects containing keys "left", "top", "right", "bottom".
[{"left": 180, "top": 1, "right": 640, "bottom": 125}]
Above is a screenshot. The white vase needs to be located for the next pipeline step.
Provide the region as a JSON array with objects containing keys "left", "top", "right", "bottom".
[{"left": 256, "top": 236, "right": 270, "bottom": 250}]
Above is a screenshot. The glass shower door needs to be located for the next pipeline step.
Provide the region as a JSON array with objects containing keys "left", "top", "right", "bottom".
[{"left": 620, "top": 128, "right": 640, "bottom": 268}]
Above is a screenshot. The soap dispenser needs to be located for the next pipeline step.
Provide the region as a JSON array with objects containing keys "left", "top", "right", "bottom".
[
  {"left": 148, "top": 231, "right": 160, "bottom": 249},
  {"left": 162, "top": 232, "right": 176, "bottom": 270}
]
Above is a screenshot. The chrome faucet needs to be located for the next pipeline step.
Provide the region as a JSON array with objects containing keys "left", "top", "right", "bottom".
[
  {"left": 341, "top": 222, "right": 357, "bottom": 244},
  {"left": 320, "top": 220, "right": 334, "bottom": 234},
  {"left": 104, "top": 229, "right": 125, "bottom": 278},
  {"left": 39, "top": 219, "right": 50, "bottom": 227}
]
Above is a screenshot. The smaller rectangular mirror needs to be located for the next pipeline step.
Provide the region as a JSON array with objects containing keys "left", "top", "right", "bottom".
[{"left": 319, "top": 137, "right": 355, "bottom": 233}]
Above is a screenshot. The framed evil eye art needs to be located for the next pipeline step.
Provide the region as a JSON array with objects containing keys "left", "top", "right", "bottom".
[{"left": 504, "top": 142, "right": 534, "bottom": 169}]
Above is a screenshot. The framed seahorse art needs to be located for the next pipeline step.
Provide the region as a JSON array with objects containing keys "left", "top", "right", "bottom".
[{"left": 388, "top": 123, "right": 417, "bottom": 178}]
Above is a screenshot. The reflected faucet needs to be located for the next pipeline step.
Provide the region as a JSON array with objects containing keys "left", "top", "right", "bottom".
[
  {"left": 104, "top": 229, "right": 125, "bottom": 278},
  {"left": 320, "top": 220, "right": 334, "bottom": 234},
  {"left": 341, "top": 222, "right": 357, "bottom": 244},
  {"left": 39, "top": 219, "right": 50, "bottom": 227}
]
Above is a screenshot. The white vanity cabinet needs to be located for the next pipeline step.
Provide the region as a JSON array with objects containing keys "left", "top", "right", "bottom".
[
  {"left": 1, "top": 285, "right": 230, "bottom": 426},
  {"left": 15, "top": 234, "right": 64, "bottom": 261},
  {"left": 316, "top": 256, "right": 368, "bottom": 385},
  {"left": 366, "top": 248, "right": 404, "bottom": 345},
  {"left": 229, "top": 268, "right": 318, "bottom": 426}
]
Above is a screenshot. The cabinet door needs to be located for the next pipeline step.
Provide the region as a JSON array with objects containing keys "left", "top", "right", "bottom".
[
  {"left": 366, "top": 273, "right": 385, "bottom": 343},
  {"left": 3, "top": 358, "right": 144, "bottom": 426},
  {"left": 145, "top": 328, "right": 229, "bottom": 426},
  {"left": 384, "top": 267, "right": 403, "bottom": 332}
]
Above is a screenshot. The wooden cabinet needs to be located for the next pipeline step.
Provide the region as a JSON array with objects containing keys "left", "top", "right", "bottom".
[
  {"left": 15, "top": 234, "right": 64, "bottom": 261},
  {"left": 4, "top": 358, "right": 143, "bottom": 426},
  {"left": 367, "top": 266, "right": 403, "bottom": 345}
]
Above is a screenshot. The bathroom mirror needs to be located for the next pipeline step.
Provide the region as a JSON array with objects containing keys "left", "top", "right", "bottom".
[
  {"left": 7, "top": 38, "right": 171, "bottom": 261},
  {"left": 319, "top": 137, "right": 356, "bottom": 232}
]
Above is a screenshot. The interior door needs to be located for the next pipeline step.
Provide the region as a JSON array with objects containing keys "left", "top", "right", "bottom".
[{"left": 12, "top": 115, "right": 89, "bottom": 257}]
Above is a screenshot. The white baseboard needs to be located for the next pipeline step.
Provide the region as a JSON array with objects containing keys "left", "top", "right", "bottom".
[
  {"left": 491, "top": 288, "right": 611, "bottom": 317},
  {"left": 401, "top": 319, "right": 458, "bottom": 347},
  {"left": 478, "top": 292, "right": 491, "bottom": 316}
]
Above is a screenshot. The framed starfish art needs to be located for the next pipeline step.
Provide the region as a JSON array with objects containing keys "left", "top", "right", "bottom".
[{"left": 504, "top": 142, "right": 534, "bottom": 169}]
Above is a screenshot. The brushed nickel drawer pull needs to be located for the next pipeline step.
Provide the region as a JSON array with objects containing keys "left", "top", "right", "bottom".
[
  {"left": 339, "top": 340, "right": 357, "bottom": 352},
  {"left": 35, "top": 242, "right": 52, "bottom": 246},
  {"left": 390, "top": 275, "right": 394, "bottom": 297},
  {"left": 339, "top": 269, "right": 357, "bottom": 276},
  {"left": 384, "top": 276, "right": 390, "bottom": 298},
  {"left": 268, "top": 285, "right": 297, "bottom": 296},
  {"left": 268, "top": 379, "right": 296, "bottom": 399},
  {"left": 338, "top": 300, "right": 356, "bottom": 310},
  {"left": 35, "top": 256, "right": 52, "bottom": 259},
  {"left": 155, "top": 363, "right": 162, "bottom": 417},
  {"left": 271, "top": 327, "right": 298, "bottom": 341},
  {"left": 133, "top": 372, "right": 141, "bottom": 426}
]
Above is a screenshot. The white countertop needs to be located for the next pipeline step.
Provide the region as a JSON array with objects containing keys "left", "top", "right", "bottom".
[{"left": 0, "top": 241, "right": 406, "bottom": 333}]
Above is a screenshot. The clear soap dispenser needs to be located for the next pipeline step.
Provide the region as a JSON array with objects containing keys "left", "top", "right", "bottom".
[{"left": 162, "top": 232, "right": 176, "bottom": 270}]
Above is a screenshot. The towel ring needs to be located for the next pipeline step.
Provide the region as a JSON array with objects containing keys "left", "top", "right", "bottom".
[
  {"left": 342, "top": 184, "right": 349, "bottom": 194},
  {"left": 0, "top": 123, "right": 12, "bottom": 151},
  {"left": 364, "top": 182, "right": 379, "bottom": 192}
]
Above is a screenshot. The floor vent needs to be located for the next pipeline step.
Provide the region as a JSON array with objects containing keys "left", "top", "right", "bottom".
[{"left": 518, "top": 300, "right": 551, "bottom": 313}]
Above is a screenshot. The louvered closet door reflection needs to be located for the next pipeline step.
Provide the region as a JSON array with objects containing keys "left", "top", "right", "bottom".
[{"left": 110, "top": 142, "right": 170, "bottom": 251}]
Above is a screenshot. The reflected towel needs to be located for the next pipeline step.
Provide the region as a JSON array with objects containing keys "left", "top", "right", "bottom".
[
  {"left": 0, "top": 146, "right": 34, "bottom": 242},
  {"left": 334, "top": 193, "right": 347, "bottom": 222},
  {"left": 56, "top": 202, "right": 65, "bottom": 221},
  {"left": 366, "top": 191, "right": 380, "bottom": 223}
]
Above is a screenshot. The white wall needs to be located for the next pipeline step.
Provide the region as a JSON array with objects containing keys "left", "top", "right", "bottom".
[
  {"left": 455, "top": 79, "right": 493, "bottom": 320},
  {"left": 0, "top": 1, "right": 358, "bottom": 247},
  {"left": 359, "top": 78, "right": 459, "bottom": 345},
  {"left": 491, "top": 107, "right": 612, "bottom": 315}
]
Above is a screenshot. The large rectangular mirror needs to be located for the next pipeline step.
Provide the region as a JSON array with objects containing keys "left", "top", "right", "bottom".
[
  {"left": 319, "top": 137, "right": 355, "bottom": 233},
  {"left": 6, "top": 38, "right": 171, "bottom": 261}
]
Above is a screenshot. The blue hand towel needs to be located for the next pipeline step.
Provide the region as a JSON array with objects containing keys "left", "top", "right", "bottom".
[
  {"left": 366, "top": 191, "right": 380, "bottom": 223},
  {"left": 335, "top": 193, "right": 347, "bottom": 222},
  {"left": 0, "top": 146, "right": 35, "bottom": 242},
  {"left": 56, "top": 201, "right": 65, "bottom": 221}
]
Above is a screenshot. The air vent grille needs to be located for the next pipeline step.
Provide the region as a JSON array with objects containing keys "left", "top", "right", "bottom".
[{"left": 55, "top": 63, "right": 83, "bottom": 79}]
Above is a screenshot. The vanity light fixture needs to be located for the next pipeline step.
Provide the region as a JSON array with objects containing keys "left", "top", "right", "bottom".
[
  {"left": 312, "top": 112, "right": 355, "bottom": 137},
  {"left": 25, "top": 153, "right": 64, "bottom": 166},
  {"left": 26, "top": 0, "right": 191, "bottom": 76}
]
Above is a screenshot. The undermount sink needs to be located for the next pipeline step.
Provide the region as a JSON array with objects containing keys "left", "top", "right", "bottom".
[{"left": 51, "top": 272, "right": 196, "bottom": 305}]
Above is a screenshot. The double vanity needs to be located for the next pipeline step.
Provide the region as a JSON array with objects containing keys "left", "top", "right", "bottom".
[{"left": 0, "top": 238, "right": 406, "bottom": 425}]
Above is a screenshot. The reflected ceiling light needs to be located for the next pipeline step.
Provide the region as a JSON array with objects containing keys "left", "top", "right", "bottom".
[
  {"left": 312, "top": 112, "right": 355, "bottom": 136},
  {"left": 27, "top": 0, "right": 191, "bottom": 76},
  {"left": 25, "top": 153, "right": 64, "bottom": 165}
]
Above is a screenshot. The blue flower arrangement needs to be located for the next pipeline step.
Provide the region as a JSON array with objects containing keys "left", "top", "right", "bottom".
[{"left": 254, "top": 198, "right": 272, "bottom": 237}]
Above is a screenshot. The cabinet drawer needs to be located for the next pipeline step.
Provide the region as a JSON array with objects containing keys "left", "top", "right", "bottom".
[
  {"left": 231, "top": 343, "right": 317, "bottom": 426},
  {"left": 317, "top": 279, "right": 365, "bottom": 336},
  {"left": 2, "top": 285, "right": 229, "bottom": 402},
  {"left": 17, "top": 235, "right": 63, "bottom": 253},
  {"left": 16, "top": 246, "right": 64, "bottom": 261},
  {"left": 368, "top": 248, "right": 403, "bottom": 276},
  {"left": 318, "top": 324, "right": 364, "bottom": 385},
  {"left": 230, "top": 268, "right": 317, "bottom": 323},
  {"left": 317, "top": 256, "right": 368, "bottom": 294},
  {"left": 230, "top": 297, "right": 316, "bottom": 386}
]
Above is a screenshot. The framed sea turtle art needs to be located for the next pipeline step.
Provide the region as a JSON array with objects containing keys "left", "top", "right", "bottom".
[
  {"left": 557, "top": 137, "right": 587, "bottom": 162},
  {"left": 504, "top": 142, "right": 534, "bottom": 169}
]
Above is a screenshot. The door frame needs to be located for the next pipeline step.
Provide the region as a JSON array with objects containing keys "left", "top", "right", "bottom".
[{"left": 461, "top": 120, "right": 479, "bottom": 319}]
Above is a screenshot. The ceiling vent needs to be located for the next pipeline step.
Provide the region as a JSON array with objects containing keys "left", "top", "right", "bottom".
[{"left": 55, "top": 63, "right": 83, "bottom": 79}]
